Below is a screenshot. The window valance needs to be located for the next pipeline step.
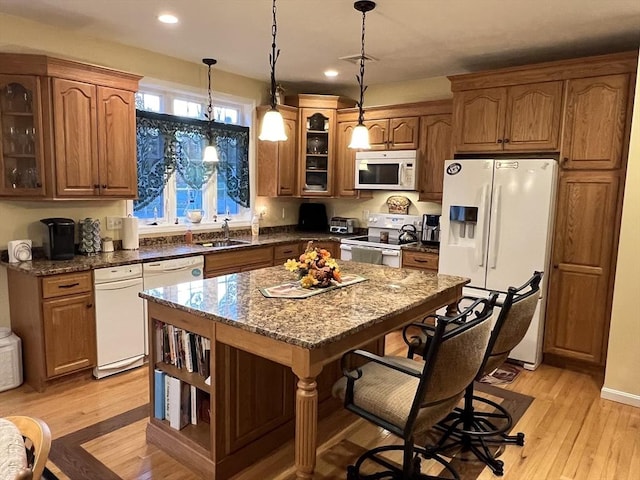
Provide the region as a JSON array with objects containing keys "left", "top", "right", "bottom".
[{"left": 135, "top": 110, "right": 250, "bottom": 209}]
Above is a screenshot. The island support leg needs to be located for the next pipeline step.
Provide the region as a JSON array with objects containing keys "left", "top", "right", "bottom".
[{"left": 293, "top": 362, "right": 323, "bottom": 479}]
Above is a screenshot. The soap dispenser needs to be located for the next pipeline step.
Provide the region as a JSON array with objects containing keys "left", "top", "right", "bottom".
[{"left": 251, "top": 214, "right": 260, "bottom": 237}]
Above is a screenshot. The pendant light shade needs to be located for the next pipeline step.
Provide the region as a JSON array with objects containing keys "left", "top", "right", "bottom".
[
  {"left": 259, "top": 109, "right": 287, "bottom": 141},
  {"left": 259, "top": 0, "right": 287, "bottom": 142},
  {"left": 349, "top": 0, "right": 376, "bottom": 150},
  {"left": 348, "top": 123, "right": 371, "bottom": 149},
  {"left": 202, "top": 58, "right": 219, "bottom": 163}
]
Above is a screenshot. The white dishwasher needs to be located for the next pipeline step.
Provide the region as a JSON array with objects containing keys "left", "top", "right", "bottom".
[
  {"left": 94, "top": 264, "right": 145, "bottom": 379},
  {"left": 142, "top": 256, "right": 204, "bottom": 354}
]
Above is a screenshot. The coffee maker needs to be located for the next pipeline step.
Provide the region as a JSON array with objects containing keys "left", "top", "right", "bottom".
[
  {"left": 421, "top": 214, "right": 441, "bottom": 245},
  {"left": 41, "top": 218, "right": 75, "bottom": 260}
]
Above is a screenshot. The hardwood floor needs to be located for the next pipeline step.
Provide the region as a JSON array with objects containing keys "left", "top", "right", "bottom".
[{"left": 0, "top": 332, "right": 638, "bottom": 479}]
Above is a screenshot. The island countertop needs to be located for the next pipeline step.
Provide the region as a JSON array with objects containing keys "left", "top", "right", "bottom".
[{"left": 140, "top": 261, "right": 468, "bottom": 349}]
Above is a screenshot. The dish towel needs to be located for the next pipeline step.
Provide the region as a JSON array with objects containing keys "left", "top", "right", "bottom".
[{"left": 351, "top": 246, "right": 383, "bottom": 265}]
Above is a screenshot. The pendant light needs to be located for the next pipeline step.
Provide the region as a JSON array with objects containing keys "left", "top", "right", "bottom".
[
  {"left": 348, "top": 0, "right": 376, "bottom": 150},
  {"left": 258, "top": 0, "right": 287, "bottom": 141},
  {"left": 202, "top": 58, "right": 219, "bottom": 163}
]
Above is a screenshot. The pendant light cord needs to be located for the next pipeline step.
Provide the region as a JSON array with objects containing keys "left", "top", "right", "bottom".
[
  {"left": 206, "top": 64, "right": 213, "bottom": 122},
  {"left": 357, "top": 8, "right": 367, "bottom": 125},
  {"left": 269, "top": 0, "right": 281, "bottom": 110}
]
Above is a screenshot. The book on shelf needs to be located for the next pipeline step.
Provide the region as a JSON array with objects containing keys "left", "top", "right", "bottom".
[
  {"left": 166, "top": 375, "right": 190, "bottom": 430},
  {"left": 154, "top": 369, "right": 165, "bottom": 420},
  {"left": 156, "top": 322, "right": 211, "bottom": 380},
  {"left": 190, "top": 385, "right": 198, "bottom": 425}
]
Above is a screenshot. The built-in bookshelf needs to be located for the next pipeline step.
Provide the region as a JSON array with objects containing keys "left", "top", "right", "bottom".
[{"left": 149, "top": 316, "right": 214, "bottom": 456}]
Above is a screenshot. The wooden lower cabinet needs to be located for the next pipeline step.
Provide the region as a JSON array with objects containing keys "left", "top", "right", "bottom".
[
  {"left": 273, "top": 242, "right": 302, "bottom": 264},
  {"left": 42, "top": 292, "right": 96, "bottom": 377},
  {"left": 205, "top": 246, "right": 274, "bottom": 278},
  {"left": 544, "top": 171, "right": 623, "bottom": 366},
  {"left": 8, "top": 270, "right": 96, "bottom": 391},
  {"left": 402, "top": 250, "right": 439, "bottom": 271},
  {"left": 312, "top": 240, "right": 340, "bottom": 260}
]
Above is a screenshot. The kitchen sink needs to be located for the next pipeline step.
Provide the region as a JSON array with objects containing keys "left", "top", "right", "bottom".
[{"left": 197, "top": 239, "right": 250, "bottom": 248}]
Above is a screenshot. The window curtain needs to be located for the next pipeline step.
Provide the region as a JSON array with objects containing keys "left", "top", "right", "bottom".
[{"left": 135, "top": 110, "right": 250, "bottom": 209}]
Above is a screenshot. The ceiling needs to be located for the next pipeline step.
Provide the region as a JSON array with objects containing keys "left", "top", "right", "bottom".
[{"left": 1, "top": 0, "right": 639, "bottom": 91}]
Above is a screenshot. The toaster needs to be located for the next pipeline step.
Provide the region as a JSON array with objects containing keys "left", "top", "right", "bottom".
[{"left": 8, "top": 239, "right": 32, "bottom": 263}]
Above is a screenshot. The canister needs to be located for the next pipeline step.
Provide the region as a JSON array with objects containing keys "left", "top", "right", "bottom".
[{"left": 0, "top": 327, "right": 23, "bottom": 392}]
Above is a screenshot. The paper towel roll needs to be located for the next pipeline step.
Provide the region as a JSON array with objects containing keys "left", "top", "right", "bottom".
[{"left": 122, "top": 216, "right": 139, "bottom": 250}]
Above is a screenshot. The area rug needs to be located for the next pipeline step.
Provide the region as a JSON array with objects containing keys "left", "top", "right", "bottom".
[{"left": 479, "top": 362, "right": 523, "bottom": 385}]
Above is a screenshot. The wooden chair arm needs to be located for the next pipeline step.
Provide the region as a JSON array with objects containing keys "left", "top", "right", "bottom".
[{"left": 6, "top": 416, "right": 51, "bottom": 480}]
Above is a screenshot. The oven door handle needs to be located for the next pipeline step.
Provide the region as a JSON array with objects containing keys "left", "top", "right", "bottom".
[
  {"left": 339, "top": 245, "right": 352, "bottom": 251},
  {"left": 381, "top": 250, "right": 400, "bottom": 256}
]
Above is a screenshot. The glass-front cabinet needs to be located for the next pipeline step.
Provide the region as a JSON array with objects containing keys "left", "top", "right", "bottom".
[
  {"left": 0, "top": 75, "right": 44, "bottom": 196},
  {"left": 301, "top": 109, "right": 334, "bottom": 195}
]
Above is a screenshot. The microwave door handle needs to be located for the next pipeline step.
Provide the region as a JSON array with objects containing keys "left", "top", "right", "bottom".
[{"left": 398, "top": 163, "right": 404, "bottom": 185}]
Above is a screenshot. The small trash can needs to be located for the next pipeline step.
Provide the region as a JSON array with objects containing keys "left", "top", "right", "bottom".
[{"left": 0, "top": 327, "right": 23, "bottom": 392}]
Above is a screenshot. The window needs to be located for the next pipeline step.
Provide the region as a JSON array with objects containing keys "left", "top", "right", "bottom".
[{"left": 133, "top": 88, "right": 251, "bottom": 228}]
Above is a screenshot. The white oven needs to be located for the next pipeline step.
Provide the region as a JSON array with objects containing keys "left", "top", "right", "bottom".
[
  {"left": 339, "top": 244, "right": 403, "bottom": 268},
  {"left": 340, "top": 213, "right": 422, "bottom": 267}
]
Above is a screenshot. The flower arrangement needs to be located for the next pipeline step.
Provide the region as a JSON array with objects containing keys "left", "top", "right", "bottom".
[{"left": 284, "top": 241, "right": 342, "bottom": 288}]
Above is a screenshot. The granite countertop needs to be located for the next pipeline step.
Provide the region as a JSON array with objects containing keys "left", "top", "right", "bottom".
[
  {"left": 0, "top": 232, "right": 347, "bottom": 276},
  {"left": 140, "top": 261, "right": 468, "bottom": 349}
]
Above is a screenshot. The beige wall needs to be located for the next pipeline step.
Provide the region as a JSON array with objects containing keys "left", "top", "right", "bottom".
[{"left": 602, "top": 51, "right": 640, "bottom": 403}]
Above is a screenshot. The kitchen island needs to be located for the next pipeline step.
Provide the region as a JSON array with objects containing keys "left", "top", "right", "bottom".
[{"left": 140, "top": 261, "right": 467, "bottom": 479}]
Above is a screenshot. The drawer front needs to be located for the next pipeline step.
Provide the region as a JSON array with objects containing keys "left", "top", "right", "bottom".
[
  {"left": 274, "top": 243, "right": 301, "bottom": 263},
  {"left": 205, "top": 246, "right": 274, "bottom": 273},
  {"left": 42, "top": 271, "right": 93, "bottom": 299},
  {"left": 402, "top": 251, "right": 439, "bottom": 271}
]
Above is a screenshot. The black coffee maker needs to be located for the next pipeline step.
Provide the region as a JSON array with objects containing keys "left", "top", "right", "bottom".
[
  {"left": 41, "top": 218, "right": 75, "bottom": 260},
  {"left": 421, "top": 214, "right": 441, "bottom": 245}
]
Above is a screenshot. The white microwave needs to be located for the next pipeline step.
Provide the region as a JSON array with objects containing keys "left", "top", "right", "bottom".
[{"left": 354, "top": 150, "right": 418, "bottom": 190}]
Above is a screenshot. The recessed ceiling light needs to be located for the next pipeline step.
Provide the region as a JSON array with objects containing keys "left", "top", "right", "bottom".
[
  {"left": 158, "top": 14, "right": 179, "bottom": 24},
  {"left": 324, "top": 69, "right": 339, "bottom": 78}
]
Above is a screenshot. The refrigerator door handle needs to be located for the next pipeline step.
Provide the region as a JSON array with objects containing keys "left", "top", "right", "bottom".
[
  {"left": 489, "top": 184, "right": 502, "bottom": 268},
  {"left": 476, "top": 183, "right": 490, "bottom": 266}
]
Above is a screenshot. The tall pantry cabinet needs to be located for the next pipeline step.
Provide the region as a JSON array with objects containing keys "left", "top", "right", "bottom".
[{"left": 449, "top": 51, "right": 637, "bottom": 370}]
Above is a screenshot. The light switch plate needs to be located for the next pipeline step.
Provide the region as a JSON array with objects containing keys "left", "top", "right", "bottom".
[{"left": 106, "top": 216, "right": 123, "bottom": 230}]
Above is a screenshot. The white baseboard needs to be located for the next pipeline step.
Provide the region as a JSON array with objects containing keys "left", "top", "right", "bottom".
[{"left": 600, "top": 387, "right": 640, "bottom": 408}]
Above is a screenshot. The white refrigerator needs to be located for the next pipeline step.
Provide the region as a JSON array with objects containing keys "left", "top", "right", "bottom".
[{"left": 439, "top": 158, "right": 557, "bottom": 369}]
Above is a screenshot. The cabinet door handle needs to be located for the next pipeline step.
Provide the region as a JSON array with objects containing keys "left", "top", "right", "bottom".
[
  {"left": 35, "top": 182, "right": 42, "bottom": 188},
  {"left": 283, "top": 249, "right": 293, "bottom": 254},
  {"left": 504, "top": 138, "right": 510, "bottom": 143},
  {"left": 58, "top": 282, "right": 80, "bottom": 289},
  {"left": 93, "top": 184, "right": 100, "bottom": 189},
  {"left": 497, "top": 139, "right": 503, "bottom": 144},
  {"left": 414, "top": 258, "right": 429, "bottom": 263},
  {"left": 562, "top": 157, "right": 569, "bottom": 165},
  {"left": 102, "top": 184, "right": 107, "bottom": 189},
  {"left": 86, "top": 303, "right": 93, "bottom": 309}
]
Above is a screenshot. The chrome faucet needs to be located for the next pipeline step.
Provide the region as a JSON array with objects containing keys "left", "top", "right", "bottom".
[{"left": 222, "top": 217, "right": 230, "bottom": 240}]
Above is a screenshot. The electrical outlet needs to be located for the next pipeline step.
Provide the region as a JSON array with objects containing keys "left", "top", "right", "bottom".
[{"left": 106, "top": 216, "right": 123, "bottom": 230}]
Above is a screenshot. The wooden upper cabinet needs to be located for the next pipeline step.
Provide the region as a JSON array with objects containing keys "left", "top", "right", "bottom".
[
  {"left": 363, "top": 117, "right": 419, "bottom": 150},
  {"left": 453, "top": 87, "right": 506, "bottom": 152},
  {"left": 503, "top": 81, "right": 562, "bottom": 151},
  {"left": 257, "top": 105, "right": 297, "bottom": 197},
  {"left": 97, "top": 87, "right": 137, "bottom": 197},
  {"left": 0, "top": 53, "right": 141, "bottom": 199},
  {"left": 418, "top": 114, "right": 453, "bottom": 202},
  {"left": 453, "top": 82, "right": 562, "bottom": 153},
  {"left": 53, "top": 78, "right": 100, "bottom": 197},
  {"left": 0, "top": 74, "right": 46, "bottom": 197},
  {"left": 364, "top": 119, "right": 388, "bottom": 150},
  {"left": 389, "top": 117, "right": 419, "bottom": 149},
  {"left": 544, "top": 171, "right": 622, "bottom": 365},
  {"left": 298, "top": 107, "right": 336, "bottom": 197},
  {"left": 561, "top": 74, "right": 630, "bottom": 170}
]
